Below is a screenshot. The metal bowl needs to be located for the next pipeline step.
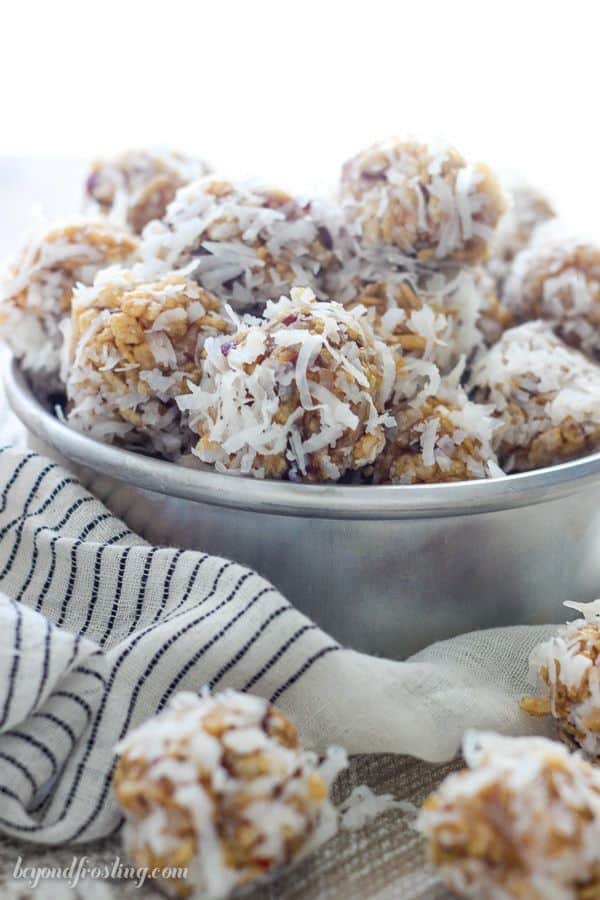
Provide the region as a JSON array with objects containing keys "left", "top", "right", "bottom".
[{"left": 6, "top": 358, "right": 600, "bottom": 658}]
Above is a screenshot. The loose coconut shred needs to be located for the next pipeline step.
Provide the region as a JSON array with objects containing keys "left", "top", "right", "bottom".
[
  {"left": 113, "top": 690, "right": 348, "bottom": 899},
  {"left": 418, "top": 731, "right": 600, "bottom": 900}
]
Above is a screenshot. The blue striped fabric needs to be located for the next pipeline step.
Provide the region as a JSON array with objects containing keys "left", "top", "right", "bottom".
[{"left": 0, "top": 447, "right": 341, "bottom": 844}]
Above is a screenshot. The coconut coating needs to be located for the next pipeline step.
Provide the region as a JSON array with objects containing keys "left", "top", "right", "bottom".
[
  {"left": 488, "top": 179, "right": 556, "bottom": 293},
  {"left": 140, "top": 178, "right": 335, "bottom": 311},
  {"left": 522, "top": 601, "right": 600, "bottom": 761},
  {"left": 347, "top": 268, "right": 484, "bottom": 374},
  {"left": 113, "top": 690, "right": 346, "bottom": 898},
  {"left": 371, "top": 389, "right": 501, "bottom": 485},
  {"left": 339, "top": 138, "right": 506, "bottom": 265},
  {"left": 418, "top": 731, "right": 600, "bottom": 900},
  {"left": 474, "top": 265, "right": 514, "bottom": 347},
  {"left": 178, "top": 287, "right": 396, "bottom": 482},
  {"left": 85, "top": 149, "right": 212, "bottom": 234},
  {"left": 0, "top": 220, "right": 138, "bottom": 376},
  {"left": 67, "top": 270, "right": 231, "bottom": 458},
  {"left": 470, "top": 322, "right": 600, "bottom": 472},
  {"left": 504, "top": 226, "right": 600, "bottom": 358}
]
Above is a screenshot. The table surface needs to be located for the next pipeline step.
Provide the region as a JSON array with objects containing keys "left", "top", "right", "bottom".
[{"left": 0, "top": 754, "right": 459, "bottom": 899}]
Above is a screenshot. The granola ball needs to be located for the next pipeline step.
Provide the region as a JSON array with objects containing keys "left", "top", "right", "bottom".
[
  {"left": 113, "top": 690, "right": 347, "bottom": 899},
  {"left": 488, "top": 179, "right": 556, "bottom": 293},
  {"left": 0, "top": 220, "right": 138, "bottom": 376},
  {"left": 178, "top": 287, "right": 396, "bottom": 481},
  {"left": 339, "top": 138, "right": 506, "bottom": 265},
  {"left": 504, "top": 225, "right": 600, "bottom": 358},
  {"left": 84, "top": 149, "right": 212, "bottom": 234},
  {"left": 347, "top": 268, "right": 484, "bottom": 374},
  {"left": 371, "top": 386, "right": 502, "bottom": 484},
  {"left": 140, "top": 178, "right": 335, "bottom": 311},
  {"left": 470, "top": 321, "right": 600, "bottom": 472},
  {"left": 67, "top": 269, "right": 231, "bottom": 457},
  {"left": 418, "top": 731, "right": 600, "bottom": 900},
  {"left": 522, "top": 600, "right": 600, "bottom": 760}
]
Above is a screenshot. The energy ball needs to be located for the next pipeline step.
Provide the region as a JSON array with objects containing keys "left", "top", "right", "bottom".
[
  {"left": 488, "top": 178, "right": 556, "bottom": 292},
  {"left": 522, "top": 600, "right": 600, "bottom": 761},
  {"left": 470, "top": 321, "right": 600, "bottom": 472},
  {"left": 84, "top": 149, "right": 212, "bottom": 234},
  {"left": 113, "top": 690, "right": 347, "bottom": 899},
  {"left": 0, "top": 220, "right": 138, "bottom": 377},
  {"left": 347, "top": 268, "right": 484, "bottom": 373},
  {"left": 67, "top": 269, "right": 231, "bottom": 458},
  {"left": 178, "top": 287, "right": 396, "bottom": 481},
  {"left": 418, "top": 731, "right": 600, "bottom": 900},
  {"left": 140, "top": 178, "right": 335, "bottom": 311},
  {"left": 339, "top": 138, "right": 506, "bottom": 265},
  {"left": 504, "top": 225, "right": 600, "bottom": 358},
  {"left": 371, "top": 388, "right": 501, "bottom": 484}
]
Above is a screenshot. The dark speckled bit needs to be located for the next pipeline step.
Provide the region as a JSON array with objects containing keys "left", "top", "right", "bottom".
[{"left": 317, "top": 226, "right": 333, "bottom": 251}]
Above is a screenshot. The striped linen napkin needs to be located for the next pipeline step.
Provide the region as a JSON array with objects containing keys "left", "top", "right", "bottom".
[{"left": 0, "top": 446, "right": 554, "bottom": 846}]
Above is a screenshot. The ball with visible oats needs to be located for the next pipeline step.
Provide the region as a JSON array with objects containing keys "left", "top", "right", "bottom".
[
  {"left": 418, "top": 731, "right": 600, "bottom": 900},
  {"left": 178, "top": 287, "right": 396, "bottom": 481},
  {"left": 470, "top": 321, "right": 600, "bottom": 472},
  {"left": 346, "top": 268, "right": 484, "bottom": 374},
  {"left": 338, "top": 138, "right": 506, "bottom": 265},
  {"left": 84, "top": 149, "right": 212, "bottom": 234},
  {"left": 140, "top": 178, "right": 335, "bottom": 311},
  {"left": 488, "top": 178, "right": 556, "bottom": 293},
  {"left": 522, "top": 600, "right": 600, "bottom": 761},
  {"left": 0, "top": 220, "right": 138, "bottom": 377},
  {"left": 504, "top": 225, "right": 600, "bottom": 358},
  {"left": 371, "top": 385, "right": 502, "bottom": 484},
  {"left": 113, "top": 690, "right": 347, "bottom": 899},
  {"left": 66, "top": 269, "right": 232, "bottom": 458}
]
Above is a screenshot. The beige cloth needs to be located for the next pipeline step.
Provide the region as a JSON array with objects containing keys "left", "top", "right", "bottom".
[{"left": 0, "top": 754, "right": 461, "bottom": 899}]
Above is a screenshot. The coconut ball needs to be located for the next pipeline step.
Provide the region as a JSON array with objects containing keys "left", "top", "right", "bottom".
[
  {"left": 338, "top": 138, "right": 506, "bottom": 265},
  {"left": 504, "top": 225, "right": 600, "bottom": 358},
  {"left": 418, "top": 731, "right": 600, "bottom": 900},
  {"left": 522, "top": 600, "right": 600, "bottom": 761},
  {"left": 178, "top": 287, "right": 396, "bottom": 482},
  {"left": 139, "top": 178, "right": 335, "bottom": 311},
  {"left": 470, "top": 321, "right": 600, "bottom": 472},
  {"left": 113, "top": 690, "right": 347, "bottom": 899},
  {"left": 67, "top": 269, "right": 231, "bottom": 458},
  {"left": 0, "top": 220, "right": 138, "bottom": 377},
  {"left": 347, "top": 267, "right": 484, "bottom": 374},
  {"left": 84, "top": 148, "right": 212, "bottom": 234},
  {"left": 371, "top": 385, "right": 501, "bottom": 485},
  {"left": 487, "top": 178, "right": 556, "bottom": 293}
]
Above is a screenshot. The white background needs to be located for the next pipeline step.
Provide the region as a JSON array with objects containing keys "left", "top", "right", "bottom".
[{"left": 1, "top": 0, "right": 600, "bottom": 250}]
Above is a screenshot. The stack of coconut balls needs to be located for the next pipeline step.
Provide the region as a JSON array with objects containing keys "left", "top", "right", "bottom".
[{"left": 3, "top": 141, "right": 600, "bottom": 484}]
